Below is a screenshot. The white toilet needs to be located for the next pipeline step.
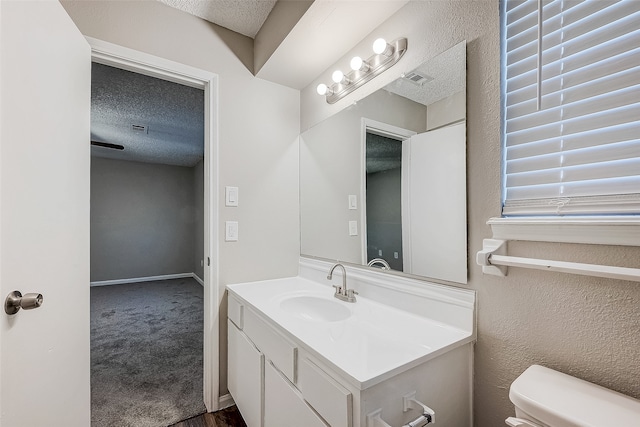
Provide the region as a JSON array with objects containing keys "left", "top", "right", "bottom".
[{"left": 507, "top": 364, "right": 640, "bottom": 427}]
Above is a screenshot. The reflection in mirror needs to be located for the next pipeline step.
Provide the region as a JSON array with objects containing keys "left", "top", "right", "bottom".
[
  {"left": 300, "top": 41, "right": 467, "bottom": 284},
  {"left": 366, "top": 133, "right": 403, "bottom": 271}
]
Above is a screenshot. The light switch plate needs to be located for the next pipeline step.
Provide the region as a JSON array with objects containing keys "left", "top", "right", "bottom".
[
  {"left": 349, "top": 220, "right": 358, "bottom": 236},
  {"left": 225, "top": 221, "right": 238, "bottom": 241},
  {"left": 348, "top": 195, "right": 357, "bottom": 210},
  {"left": 225, "top": 186, "right": 239, "bottom": 207}
]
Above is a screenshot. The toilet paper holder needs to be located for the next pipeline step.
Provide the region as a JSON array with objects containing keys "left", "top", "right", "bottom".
[{"left": 366, "top": 391, "right": 435, "bottom": 427}]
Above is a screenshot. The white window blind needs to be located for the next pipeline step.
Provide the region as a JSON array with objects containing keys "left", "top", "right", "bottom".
[{"left": 502, "top": 0, "right": 640, "bottom": 216}]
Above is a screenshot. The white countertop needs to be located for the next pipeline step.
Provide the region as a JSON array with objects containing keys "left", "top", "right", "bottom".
[{"left": 227, "top": 276, "right": 473, "bottom": 389}]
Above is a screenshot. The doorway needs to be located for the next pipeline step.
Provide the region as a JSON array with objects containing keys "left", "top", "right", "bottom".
[
  {"left": 365, "top": 131, "right": 404, "bottom": 270},
  {"left": 360, "top": 119, "right": 415, "bottom": 270},
  {"left": 88, "top": 38, "right": 220, "bottom": 417}
]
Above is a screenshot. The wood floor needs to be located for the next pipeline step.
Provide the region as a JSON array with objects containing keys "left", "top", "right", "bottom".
[{"left": 169, "top": 406, "right": 247, "bottom": 427}]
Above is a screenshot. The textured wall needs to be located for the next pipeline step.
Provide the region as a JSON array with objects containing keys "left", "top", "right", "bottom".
[
  {"left": 301, "top": 2, "right": 640, "bottom": 426},
  {"left": 62, "top": 0, "right": 301, "bottom": 397},
  {"left": 90, "top": 157, "right": 197, "bottom": 282}
]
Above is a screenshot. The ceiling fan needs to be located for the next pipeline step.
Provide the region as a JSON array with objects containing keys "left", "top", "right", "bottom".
[{"left": 90, "top": 140, "right": 124, "bottom": 150}]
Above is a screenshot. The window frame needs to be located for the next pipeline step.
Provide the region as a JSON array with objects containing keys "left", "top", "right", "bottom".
[{"left": 495, "top": 0, "right": 640, "bottom": 246}]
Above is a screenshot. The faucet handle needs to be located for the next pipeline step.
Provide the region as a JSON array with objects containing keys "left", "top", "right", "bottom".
[
  {"left": 332, "top": 284, "right": 343, "bottom": 295},
  {"left": 346, "top": 289, "right": 358, "bottom": 297}
]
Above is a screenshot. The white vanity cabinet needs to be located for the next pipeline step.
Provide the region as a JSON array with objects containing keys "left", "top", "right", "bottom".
[
  {"left": 228, "top": 293, "right": 330, "bottom": 427},
  {"left": 227, "top": 270, "right": 475, "bottom": 427}
]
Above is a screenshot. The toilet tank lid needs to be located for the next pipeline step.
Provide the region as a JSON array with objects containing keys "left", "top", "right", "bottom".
[{"left": 509, "top": 365, "right": 640, "bottom": 427}]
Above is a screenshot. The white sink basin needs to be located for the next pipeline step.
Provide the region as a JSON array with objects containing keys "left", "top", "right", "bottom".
[{"left": 280, "top": 295, "right": 351, "bottom": 322}]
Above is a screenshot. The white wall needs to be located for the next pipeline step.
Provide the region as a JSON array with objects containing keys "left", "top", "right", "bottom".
[
  {"left": 90, "top": 157, "right": 198, "bottom": 282},
  {"left": 62, "top": 0, "right": 300, "bottom": 395},
  {"left": 301, "top": 2, "right": 640, "bottom": 427},
  {"left": 426, "top": 90, "right": 465, "bottom": 130}
]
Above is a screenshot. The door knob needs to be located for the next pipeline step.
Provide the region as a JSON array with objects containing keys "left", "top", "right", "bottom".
[{"left": 4, "top": 291, "right": 43, "bottom": 315}]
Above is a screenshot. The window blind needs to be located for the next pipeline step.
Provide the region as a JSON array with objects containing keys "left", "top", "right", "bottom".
[{"left": 502, "top": 0, "right": 640, "bottom": 216}]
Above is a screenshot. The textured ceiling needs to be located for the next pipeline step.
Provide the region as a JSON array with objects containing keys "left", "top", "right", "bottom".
[
  {"left": 157, "top": 0, "right": 277, "bottom": 38},
  {"left": 156, "top": 0, "right": 409, "bottom": 90},
  {"left": 384, "top": 41, "right": 466, "bottom": 106},
  {"left": 366, "top": 133, "right": 402, "bottom": 174},
  {"left": 91, "top": 63, "right": 204, "bottom": 167}
]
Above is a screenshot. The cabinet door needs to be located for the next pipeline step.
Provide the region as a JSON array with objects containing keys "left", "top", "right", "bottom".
[
  {"left": 264, "top": 361, "right": 328, "bottom": 427},
  {"left": 228, "top": 320, "right": 263, "bottom": 427},
  {"left": 298, "top": 357, "right": 353, "bottom": 427}
]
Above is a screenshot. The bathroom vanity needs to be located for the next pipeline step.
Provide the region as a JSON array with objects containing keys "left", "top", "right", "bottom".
[{"left": 227, "top": 258, "right": 475, "bottom": 427}]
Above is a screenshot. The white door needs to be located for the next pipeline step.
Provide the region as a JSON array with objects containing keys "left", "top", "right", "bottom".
[
  {"left": 0, "top": 1, "right": 91, "bottom": 425},
  {"left": 402, "top": 122, "right": 467, "bottom": 283}
]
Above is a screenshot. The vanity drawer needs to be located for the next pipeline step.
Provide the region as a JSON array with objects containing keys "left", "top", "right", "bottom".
[
  {"left": 244, "top": 307, "right": 297, "bottom": 382},
  {"left": 264, "top": 360, "right": 328, "bottom": 427},
  {"left": 228, "top": 293, "right": 244, "bottom": 329},
  {"left": 298, "top": 357, "right": 352, "bottom": 427}
]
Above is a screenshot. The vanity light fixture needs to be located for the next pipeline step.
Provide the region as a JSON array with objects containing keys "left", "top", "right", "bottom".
[
  {"left": 331, "top": 70, "right": 350, "bottom": 84},
  {"left": 372, "top": 38, "right": 394, "bottom": 56},
  {"left": 316, "top": 37, "right": 407, "bottom": 104},
  {"left": 350, "top": 56, "right": 369, "bottom": 72},
  {"left": 316, "top": 83, "right": 333, "bottom": 96}
]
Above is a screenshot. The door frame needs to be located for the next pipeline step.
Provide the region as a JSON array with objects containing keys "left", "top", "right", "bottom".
[
  {"left": 360, "top": 118, "right": 415, "bottom": 269},
  {"left": 88, "top": 37, "right": 221, "bottom": 411}
]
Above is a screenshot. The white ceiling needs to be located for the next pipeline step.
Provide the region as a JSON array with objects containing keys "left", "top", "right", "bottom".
[
  {"left": 157, "top": 0, "right": 277, "bottom": 38},
  {"left": 254, "top": 0, "right": 410, "bottom": 89},
  {"left": 384, "top": 41, "right": 466, "bottom": 107},
  {"left": 157, "top": 0, "right": 410, "bottom": 90},
  {"left": 91, "top": 63, "right": 204, "bottom": 167}
]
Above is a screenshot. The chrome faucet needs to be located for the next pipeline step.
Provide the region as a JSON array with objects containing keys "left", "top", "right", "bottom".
[
  {"left": 367, "top": 258, "right": 391, "bottom": 270},
  {"left": 327, "top": 263, "right": 357, "bottom": 303}
]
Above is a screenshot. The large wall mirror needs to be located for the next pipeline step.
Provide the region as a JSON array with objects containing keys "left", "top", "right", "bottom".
[{"left": 300, "top": 41, "right": 467, "bottom": 284}]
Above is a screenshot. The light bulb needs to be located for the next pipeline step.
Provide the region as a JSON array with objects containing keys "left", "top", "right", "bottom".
[
  {"left": 332, "top": 70, "right": 345, "bottom": 83},
  {"left": 316, "top": 83, "right": 330, "bottom": 96},
  {"left": 350, "top": 56, "right": 369, "bottom": 72},
  {"left": 373, "top": 37, "right": 393, "bottom": 56},
  {"left": 372, "top": 38, "right": 387, "bottom": 54}
]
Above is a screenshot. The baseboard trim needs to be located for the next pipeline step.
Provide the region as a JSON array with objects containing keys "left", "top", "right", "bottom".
[
  {"left": 192, "top": 273, "right": 204, "bottom": 287},
  {"left": 90, "top": 273, "right": 199, "bottom": 287},
  {"left": 218, "top": 393, "right": 235, "bottom": 410}
]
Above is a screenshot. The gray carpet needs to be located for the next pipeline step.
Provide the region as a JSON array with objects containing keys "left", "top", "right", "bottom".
[{"left": 91, "top": 278, "right": 207, "bottom": 427}]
